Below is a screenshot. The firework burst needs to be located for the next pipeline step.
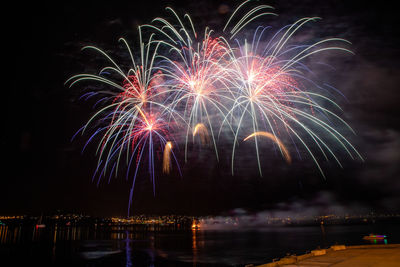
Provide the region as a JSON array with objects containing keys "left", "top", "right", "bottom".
[
  {"left": 221, "top": 17, "right": 362, "bottom": 176},
  {"left": 68, "top": 1, "right": 363, "bottom": 213}
]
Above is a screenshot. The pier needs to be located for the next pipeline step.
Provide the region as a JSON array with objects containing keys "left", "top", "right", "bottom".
[{"left": 255, "top": 244, "right": 400, "bottom": 267}]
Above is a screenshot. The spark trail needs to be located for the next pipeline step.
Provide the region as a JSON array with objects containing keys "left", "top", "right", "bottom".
[{"left": 244, "top": 131, "right": 291, "bottom": 164}]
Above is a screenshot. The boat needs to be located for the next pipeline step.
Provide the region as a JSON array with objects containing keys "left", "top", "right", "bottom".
[
  {"left": 36, "top": 214, "right": 46, "bottom": 228},
  {"left": 80, "top": 250, "right": 122, "bottom": 260},
  {"left": 363, "top": 234, "right": 386, "bottom": 240},
  {"left": 79, "top": 241, "right": 122, "bottom": 259},
  {"left": 191, "top": 219, "right": 200, "bottom": 230}
]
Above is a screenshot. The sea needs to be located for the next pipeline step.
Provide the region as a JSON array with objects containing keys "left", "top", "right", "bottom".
[{"left": 0, "top": 222, "right": 399, "bottom": 267}]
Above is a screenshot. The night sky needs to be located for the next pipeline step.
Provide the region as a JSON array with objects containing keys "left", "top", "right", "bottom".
[{"left": 3, "top": 0, "right": 400, "bottom": 217}]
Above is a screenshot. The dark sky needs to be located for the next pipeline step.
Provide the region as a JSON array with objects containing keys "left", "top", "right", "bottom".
[{"left": 3, "top": 0, "right": 400, "bottom": 217}]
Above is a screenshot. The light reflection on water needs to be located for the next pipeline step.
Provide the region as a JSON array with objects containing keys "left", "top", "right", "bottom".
[{"left": 0, "top": 223, "right": 398, "bottom": 266}]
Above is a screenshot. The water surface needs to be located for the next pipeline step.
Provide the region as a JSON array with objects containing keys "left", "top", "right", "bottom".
[{"left": 1, "top": 222, "right": 399, "bottom": 266}]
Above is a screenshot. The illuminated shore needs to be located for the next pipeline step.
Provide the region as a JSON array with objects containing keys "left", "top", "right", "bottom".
[{"left": 254, "top": 244, "right": 400, "bottom": 267}]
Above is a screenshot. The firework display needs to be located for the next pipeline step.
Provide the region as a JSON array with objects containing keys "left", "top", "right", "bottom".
[{"left": 66, "top": 0, "right": 363, "bottom": 213}]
